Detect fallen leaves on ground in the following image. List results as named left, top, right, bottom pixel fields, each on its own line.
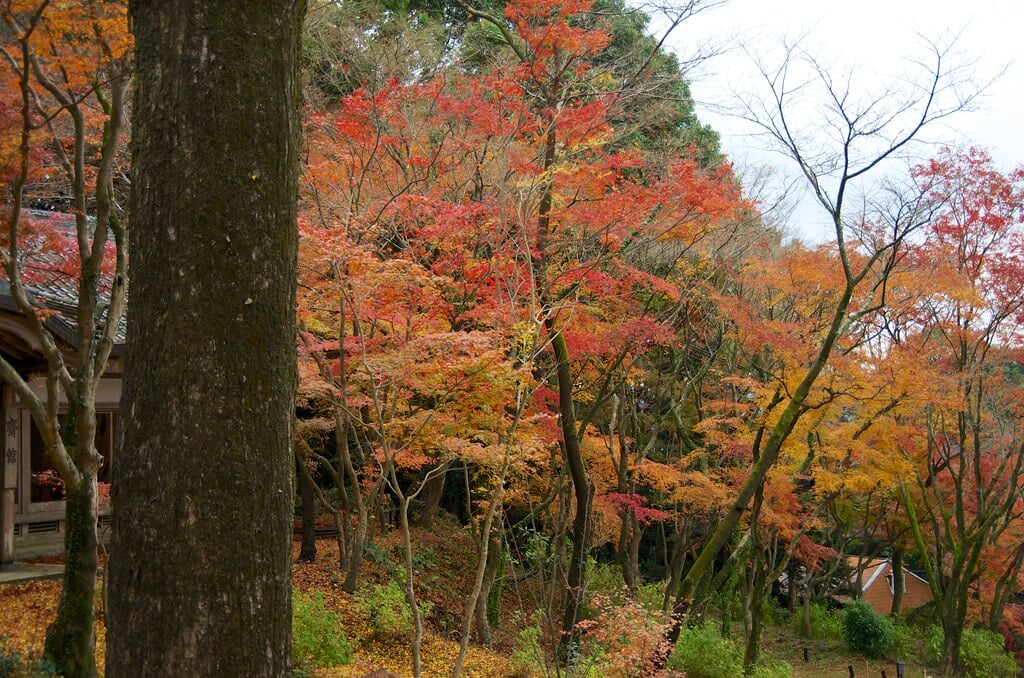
left=1, top=534, right=509, bottom=677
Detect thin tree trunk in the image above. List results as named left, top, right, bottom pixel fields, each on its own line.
left=662, top=525, right=690, bottom=611
left=453, top=484, right=504, bottom=677
left=342, top=477, right=384, bottom=594
left=889, top=547, right=904, bottom=618
left=476, top=535, right=502, bottom=645
left=549, top=328, right=594, bottom=660
left=44, top=476, right=99, bottom=678
left=397, top=493, right=425, bottom=678
left=617, top=513, right=643, bottom=596
left=741, top=480, right=766, bottom=674
left=801, top=584, right=812, bottom=638
left=787, top=559, right=799, bottom=613
left=297, top=454, right=317, bottom=563
left=332, top=509, right=347, bottom=570
left=742, top=579, right=765, bottom=673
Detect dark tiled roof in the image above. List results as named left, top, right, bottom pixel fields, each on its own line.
left=0, top=209, right=126, bottom=353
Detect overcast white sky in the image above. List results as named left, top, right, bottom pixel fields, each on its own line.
left=656, top=0, right=1023, bottom=240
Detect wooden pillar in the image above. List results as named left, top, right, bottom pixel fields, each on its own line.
left=0, top=489, right=12, bottom=566
left=1, top=388, right=16, bottom=566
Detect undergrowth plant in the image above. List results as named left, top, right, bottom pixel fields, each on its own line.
left=797, top=602, right=843, bottom=640
left=0, top=635, right=61, bottom=678
left=926, top=626, right=1017, bottom=677
left=292, top=590, right=353, bottom=672
left=356, top=579, right=433, bottom=641
left=667, top=622, right=743, bottom=678
left=509, top=613, right=545, bottom=677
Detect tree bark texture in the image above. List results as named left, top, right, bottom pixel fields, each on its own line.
left=549, top=327, right=594, bottom=658
left=415, top=469, right=445, bottom=529
left=44, top=476, right=99, bottom=678
left=297, top=454, right=317, bottom=563
left=889, top=547, right=904, bottom=618
left=107, top=2, right=305, bottom=676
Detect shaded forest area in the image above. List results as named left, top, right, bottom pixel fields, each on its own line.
left=2, top=1, right=1024, bottom=676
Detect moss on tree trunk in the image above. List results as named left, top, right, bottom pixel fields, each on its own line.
left=107, top=2, right=306, bottom=675
left=44, top=478, right=98, bottom=678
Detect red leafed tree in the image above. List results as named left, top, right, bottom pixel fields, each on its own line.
left=457, top=2, right=752, bottom=658
left=300, top=2, right=749, bottom=671
left=299, top=70, right=555, bottom=675
left=0, top=3, right=129, bottom=676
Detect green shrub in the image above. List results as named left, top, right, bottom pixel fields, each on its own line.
left=762, top=595, right=791, bottom=627
left=749, top=658, right=794, bottom=678
left=292, top=590, right=353, bottom=670
left=926, top=626, right=1016, bottom=677
left=842, top=600, right=893, bottom=659
left=355, top=579, right=432, bottom=640
left=667, top=622, right=743, bottom=678
left=888, top=623, right=914, bottom=660
left=586, top=561, right=627, bottom=598
left=363, top=541, right=390, bottom=565
left=962, top=628, right=1017, bottom=678
left=636, top=581, right=665, bottom=613
left=795, top=602, right=843, bottom=640
left=925, top=624, right=944, bottom=663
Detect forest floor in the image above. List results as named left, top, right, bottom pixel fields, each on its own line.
left=1, top=521, right=939, bottom=677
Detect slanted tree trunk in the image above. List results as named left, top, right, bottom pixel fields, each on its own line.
left=453, top=485, right=504, bottom=677
left=107, top=2, right=305, bottom=675
left=549, top=327, right=594, bottom=659
left=740, top=479, right=767, bottom=674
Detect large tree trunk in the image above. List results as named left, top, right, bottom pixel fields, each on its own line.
left=107, top=3, right=305, bottom=675
left=415, top=468, right=446, bottom=529
left=939, top=619, right=963, bottom=678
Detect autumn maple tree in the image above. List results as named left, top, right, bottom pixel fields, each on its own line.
left=453, top=1, right=753, bottom=660
left=298, top=60, right=555, bottom=675
left=0, top=3, right=129, bottom=676
left=856, top=148, right=1024, bottom=675
left=644, top=35, right=983, bottom=671
left=297, top=0, right=752, bottom=672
